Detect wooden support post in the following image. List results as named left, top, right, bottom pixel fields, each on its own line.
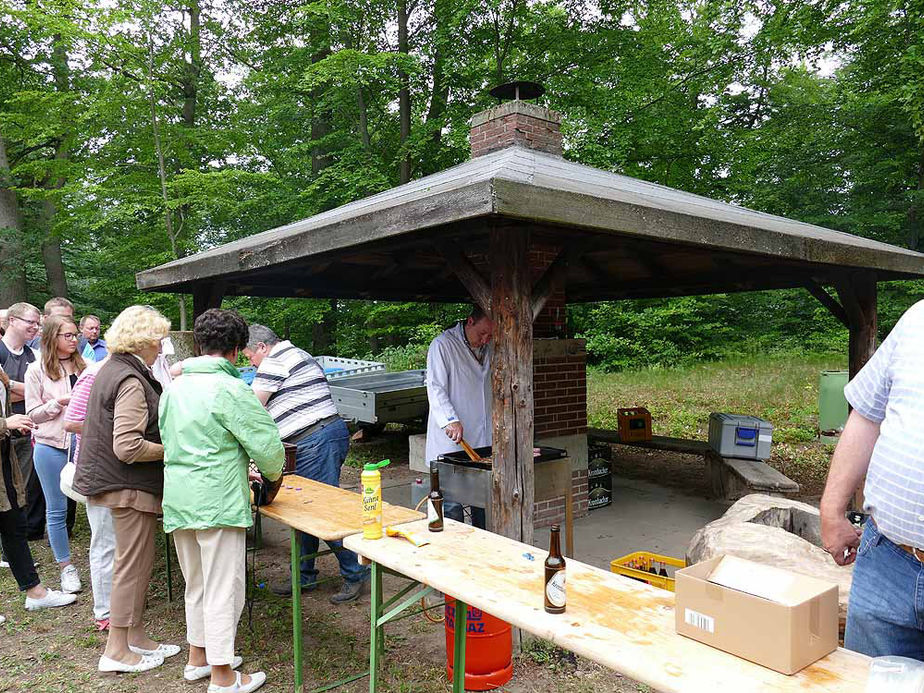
left=489, top=225, right=534, bottom=547
left=192, top=282, right=226, bottom=319
left=836, top=271, right=878, bottom=510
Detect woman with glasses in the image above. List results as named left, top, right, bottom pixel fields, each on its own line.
left=24, top=314, right=86, bottom=595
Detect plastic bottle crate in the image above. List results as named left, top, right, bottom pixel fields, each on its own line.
left=610, top=551, right=686, bottom=592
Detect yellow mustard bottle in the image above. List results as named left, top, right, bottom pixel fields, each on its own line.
left=361, top=459, right=391, bottom=540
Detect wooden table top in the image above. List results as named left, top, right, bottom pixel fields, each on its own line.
left=258, top=475, right=424, bottom=541
left=343, top=519, right=870, bottom=693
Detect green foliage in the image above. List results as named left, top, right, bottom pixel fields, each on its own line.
left=1, top=0, right=923, bottom=367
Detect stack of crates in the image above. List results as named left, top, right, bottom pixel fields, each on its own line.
left=587, top=441, right=612, bottom=510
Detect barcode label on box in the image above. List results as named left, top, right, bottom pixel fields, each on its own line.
left=684, top=608, right=715, bottom=633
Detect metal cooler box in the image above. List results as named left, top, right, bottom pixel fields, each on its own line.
left=708, top=413, right=773, bottom=460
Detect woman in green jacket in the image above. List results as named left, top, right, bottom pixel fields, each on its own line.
left=159, top=309, right=283, bottom=693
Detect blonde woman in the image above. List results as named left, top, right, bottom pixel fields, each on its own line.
left=25, top=314, right=86, bottom=594
left=73, top=305, right=178, bottom=674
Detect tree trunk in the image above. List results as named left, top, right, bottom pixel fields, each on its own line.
left=357, top=86, right=372, bottom=152
left=397, top=0, right=412, bottom=184
left=40, top=201, right=69, bottom=298
left=40, top=33, right=71, bottom=299
left=310, top=16, right=332, bottom=177
left=907, top=147, right=924, bottom=251
left=0, top=135, right=28, bottom=305
left=425, top=0, right=450, bottom=150
left=312, top=299, right=337, bottom=354
left=148, top=38, right=187, bottom=329
left=182, top=2, right=201, bottom=131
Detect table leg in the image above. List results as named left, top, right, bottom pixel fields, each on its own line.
left=452, top=599, right=468, bottom=693
left=565, top=482, right=574, bottom=558
left=369, top=561, right=383, bottom=692
left=292, top=529, right=304, bottom=693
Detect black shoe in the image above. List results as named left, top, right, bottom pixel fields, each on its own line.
left=329, top=578, right=369, bottom=604
left=270, top=580, right=318, bottom=597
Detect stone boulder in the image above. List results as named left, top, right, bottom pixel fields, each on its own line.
left=687, top=494, right=853, bottom=623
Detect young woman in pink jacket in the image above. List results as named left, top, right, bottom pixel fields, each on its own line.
left=25, top=314, right=85, bottom=595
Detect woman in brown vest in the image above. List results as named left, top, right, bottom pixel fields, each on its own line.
left=72, top=305, right=176, bottom=674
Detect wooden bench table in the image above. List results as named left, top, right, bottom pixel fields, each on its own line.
left=344, top=518, right=871, bottom=692
left=259, top=475, right=423, bottom=692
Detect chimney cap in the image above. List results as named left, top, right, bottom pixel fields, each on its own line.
left=489, top=80, right=545, bottom=102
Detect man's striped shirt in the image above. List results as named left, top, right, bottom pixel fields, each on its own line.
left=251, top=340, right=338, bottom=441
left=846, top=300, right=924, bottom=548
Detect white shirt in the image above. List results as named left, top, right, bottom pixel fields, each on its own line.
left=425, top=323, right=492, bottom=463
left=845, top=300, right=924, bottom=548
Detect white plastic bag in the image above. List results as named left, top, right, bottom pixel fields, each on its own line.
left=59, top=461, right=87, bottom=503
left=867, top=656, right=924, bottom=693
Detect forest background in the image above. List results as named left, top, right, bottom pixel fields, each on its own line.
left=1, top=0, right=923, bottom=372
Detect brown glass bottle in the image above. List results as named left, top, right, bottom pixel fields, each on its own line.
left=544, top=524, right=566, bottom=613
left=427, top=463, right=444, bottom=532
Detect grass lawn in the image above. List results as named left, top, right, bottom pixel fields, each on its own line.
left=587, top=353, right=846, bottom=497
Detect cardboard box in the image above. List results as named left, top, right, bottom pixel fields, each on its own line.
left=674, top=555, right=838, bottom=674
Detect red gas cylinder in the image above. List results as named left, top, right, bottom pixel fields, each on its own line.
left=444, top=597, right=513, bottom=690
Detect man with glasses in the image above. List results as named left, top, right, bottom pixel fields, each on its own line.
left=0, top=303, right=43, bottom=540
left=26, top=297, right=75, bottom=350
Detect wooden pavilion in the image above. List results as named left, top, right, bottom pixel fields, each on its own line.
left=137, top=98, right=924, bottom=546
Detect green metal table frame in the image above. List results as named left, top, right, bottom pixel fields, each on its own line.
left=284, top=528, right=469, bottom=693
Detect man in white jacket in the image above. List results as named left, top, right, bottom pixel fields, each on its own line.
left=425, top=306, right=494, bottom=528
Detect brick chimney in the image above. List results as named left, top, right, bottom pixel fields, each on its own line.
left=470, top=100, right=563, bottom=158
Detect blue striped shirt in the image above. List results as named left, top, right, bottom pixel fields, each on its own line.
left=846, top=300, right=924, bottom=548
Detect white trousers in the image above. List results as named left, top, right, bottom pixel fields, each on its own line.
left=173, top=527, right=246, bottom=665
left=86, top=503, right=115, bottom=621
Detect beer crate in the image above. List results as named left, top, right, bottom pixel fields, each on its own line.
left=610, top=551, right=686, bottom=592
left=588, top=474, right=612, bottom=509
left=617, top=407, right=652, bottom=442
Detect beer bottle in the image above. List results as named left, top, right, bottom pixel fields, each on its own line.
left=544, top=524, right=566, bottom=613
left=427, top=463, right=444, bottom=532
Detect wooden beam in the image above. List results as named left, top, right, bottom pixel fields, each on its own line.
left=531, top=247, right=567, bottom=321
left=436, top=240, right=492, bottom=316
left=192, top=281, right=226, bottom=319
left=490, top=225, right=534, bottom=548
left=804, top=281, right=849, bottom=328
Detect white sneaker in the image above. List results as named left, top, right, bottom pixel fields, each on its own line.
left=24, top=588, right=77, bottom=611
left=129, top=643, right=181, bottom=659
left=99, top=653, right=164, bottom=673
left=184, top=655, right=243, bottom=682
left=207, top=671, right=267, bottom=693
left=0, top=560, right=9, bottom=568
left=60, top=564, right=81, bottom=594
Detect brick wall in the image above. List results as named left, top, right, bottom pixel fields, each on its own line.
left=470, top=101, right=563, bottom=158
left=534, top=338, right=587, bottom=439
left=534, top=469, right=589, bottom=529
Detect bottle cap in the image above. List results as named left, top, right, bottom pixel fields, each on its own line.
left=551, top=524, right=561, bottom=531
left=363, top=459, right=391, bottom=472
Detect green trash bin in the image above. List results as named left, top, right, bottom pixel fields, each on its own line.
left=819, top=370, right=849, bottom=442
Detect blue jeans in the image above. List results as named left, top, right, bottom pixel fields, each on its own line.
left=293, top=419, right=367, bottom=585
left=845, top=519, right=924, bottom=659
left=33, top=443, right=70, bottom=564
